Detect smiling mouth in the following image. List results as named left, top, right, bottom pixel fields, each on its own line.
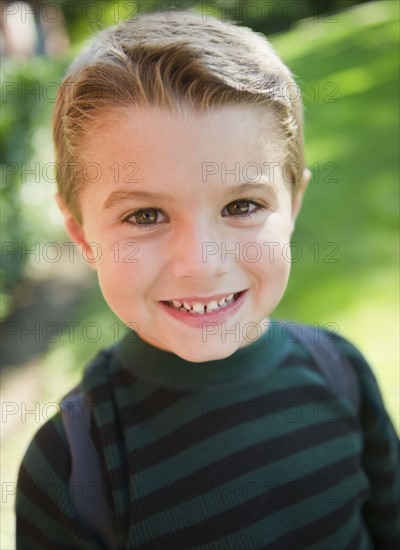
left=163, top=291, right=243, bottom=315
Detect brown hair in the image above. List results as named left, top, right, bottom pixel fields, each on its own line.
left=53, top=9, right=304, bottom=222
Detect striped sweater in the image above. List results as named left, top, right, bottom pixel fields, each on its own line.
left=16, top=322, right=399, bottom=549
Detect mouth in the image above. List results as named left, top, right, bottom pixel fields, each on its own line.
left=162, top=291, right=244, bottom=315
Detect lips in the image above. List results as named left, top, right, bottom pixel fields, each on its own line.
left=163, top=291, right=242, bottom=315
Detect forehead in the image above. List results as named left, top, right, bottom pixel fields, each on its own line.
left=86, top=103, right=285, bottom=162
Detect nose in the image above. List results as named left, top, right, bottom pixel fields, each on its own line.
left=169, top=219, right=230, bottom=281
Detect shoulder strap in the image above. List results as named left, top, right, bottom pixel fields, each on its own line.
left=60, top=389, right=117, bottom=549
left=285, top=323, right=360, bottom=411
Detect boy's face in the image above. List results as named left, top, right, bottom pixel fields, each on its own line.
left=60, top=104, right=308, bottom=362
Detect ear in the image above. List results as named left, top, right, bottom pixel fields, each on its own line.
left=55, top=194, right=98, bottom=269
left=291, top=168, right=311, bottom=233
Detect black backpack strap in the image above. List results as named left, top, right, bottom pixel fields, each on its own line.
left=285, top=323, right=360, bottom=411
left=60, top=388, right=117, bottom=549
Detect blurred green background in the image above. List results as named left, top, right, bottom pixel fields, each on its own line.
left=1, top=1, right=399, bottom=547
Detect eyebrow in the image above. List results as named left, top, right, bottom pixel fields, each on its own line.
left=103, top=181, right=279, bottom=210
left=103, top=190, right=171, bottom=209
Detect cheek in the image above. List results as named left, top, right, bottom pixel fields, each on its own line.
left=94, top=247, right=138, bottom=301
left=250, top=214, right=294, bottom=265
left=258, top=248, right=292, bottom=286
left=244, top=228, right=292, bottom=293
left=94, top=240, right=162, bottom=300
left=256, top=248, right=292, bottom=312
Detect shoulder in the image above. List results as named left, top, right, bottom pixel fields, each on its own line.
left=15, top=394, right=105, bottom=548
left=18, top=409, right=70, bottom=471
left=16, top=412, right=75, bottom=545
left=316, top=326, right=398, bottom=435
left=322, top=326, right=372, bottom=372
left=16, top=345, right=114, bottom=491
left=317, top=331, right=400, bottom=545
left=282, top=321, right=395, bottom=419
left=291, top=321, right=379, bottom=384
left=320, top=327, right=384, bottom=397
left=16, top=412, right=71, bottom=508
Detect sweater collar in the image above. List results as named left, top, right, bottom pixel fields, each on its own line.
left=113, top=319, right=290, bottom=390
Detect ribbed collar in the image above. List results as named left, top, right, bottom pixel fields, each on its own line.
left=113, top=320, right=290, bottom=390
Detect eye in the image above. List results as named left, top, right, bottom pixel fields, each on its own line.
left=222, top=199, right=265, bottom=218
left=123, top=208, right=166, bottom=228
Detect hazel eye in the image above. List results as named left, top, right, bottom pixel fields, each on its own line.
left=123, top=208, right=167, bottom=229
left=134, top=209, right=159, bottom=224
left=226, top=201, right=251, bottom=215
left=222, top=200, right=264, bottom=217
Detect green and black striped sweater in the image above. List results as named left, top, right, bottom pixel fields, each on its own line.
left=16, top=323, right=399, bottom=549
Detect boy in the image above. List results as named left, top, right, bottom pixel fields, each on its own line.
left=16, top=9, right=399, bottom=549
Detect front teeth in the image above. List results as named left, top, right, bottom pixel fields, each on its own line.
left=169, top=293, right=236, bottom=314
left=205, top=300, right=219, bottom=312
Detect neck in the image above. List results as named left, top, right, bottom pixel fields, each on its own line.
left=113, top=320, right=290, bottom=390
